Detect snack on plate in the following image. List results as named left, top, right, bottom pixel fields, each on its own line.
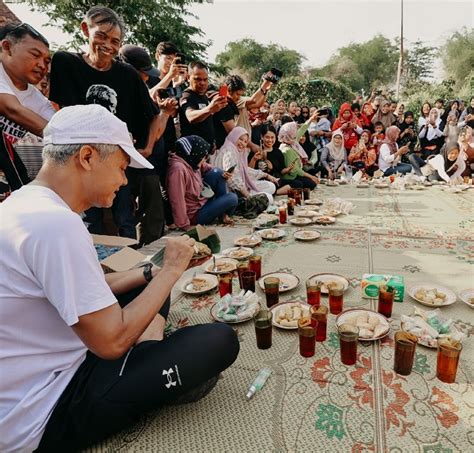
left=415, top=288, right=447, bottom=305
left=235, top=236, right=260, bottom=247
left=216, top=290, right=260, bottom=322
left=342, top=311, right=389, bottom=339
left=255, top=213, right=279, bottom=228
left=193, top=242, right=211, bottom=258
left=261, top=229, right=281, bottom=239
left=189, top=277, right=209, bottom=291
left=274, top=302, right=308, bottom=328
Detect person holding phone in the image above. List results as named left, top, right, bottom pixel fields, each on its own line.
left=378, top=126, right=414, bottom=176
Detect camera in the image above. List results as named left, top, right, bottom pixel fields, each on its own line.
left=175, top=53, right=186, bottom=65
left=157, top=86, right=183, bottom=100
left=262, top=68, right=283, bottom=84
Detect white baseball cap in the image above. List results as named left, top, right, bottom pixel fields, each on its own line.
left=43, top=104, right=153, bottom=169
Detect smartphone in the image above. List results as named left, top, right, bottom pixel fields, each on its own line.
left=219, top=85, right=228, bottom=98
left=157, top=88, right=170, bottom=99
left=226, top=164, right=236, bottom=173
left=270, top=68, right=283, bottom=81
left=175, top=53, right=186, bottom=65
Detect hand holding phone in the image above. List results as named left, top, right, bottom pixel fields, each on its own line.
left=219, top=85, right=228, bottom=98
left=226, top=164, right=236, bottom=173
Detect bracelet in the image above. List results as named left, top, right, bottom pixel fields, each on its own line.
left=142, top=262, right=154, bottom=283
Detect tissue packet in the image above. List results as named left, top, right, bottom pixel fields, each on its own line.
left=361, top=274, right=405, bottom=302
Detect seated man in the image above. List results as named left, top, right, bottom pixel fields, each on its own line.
left=0, top=104, right=239, bottom=452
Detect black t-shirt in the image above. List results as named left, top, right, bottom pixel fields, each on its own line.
left=213, top=97, right=239, bottom=149
left=248, top=147, right=285, bottom=177
left=179, top=89, right=215, bottom=146
left=50, top=51, right=157, bottom=148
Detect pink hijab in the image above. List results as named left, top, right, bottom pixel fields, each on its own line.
left=383, top=126, right=400, bottom=154
left=278, top=122, right=308, bottom=160
left=222, top=126, right=259, bottom=191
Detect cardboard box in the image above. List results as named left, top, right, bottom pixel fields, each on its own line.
left=361, top=274, right=405, bottom=302
left=92, top=234, right=146, bottom=273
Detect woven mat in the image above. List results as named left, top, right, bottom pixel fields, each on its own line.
left=87, top=185, right=474, bottom=453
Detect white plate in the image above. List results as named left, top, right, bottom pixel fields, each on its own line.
left=258, top=272, right=300, bottom=293
left=321, top=209, right=342, bottom=217
left=374, top=184, right=389, bottom=189
left=221, top=247, right=254, bottom=260
left=408, top=283, right=457, bottom=307
left=253, top=214, right=279, bottom=229
left=327, top=181, right=339, bottom=186
left=234, top=235, right=262, bottom=247
left=294, top=229, right=321, bottom=241
left=258, top=228, right=286, bottom=240
left=181, top=274, right=218, bottom=295
left=296, top=209, right=319, bottom=218
left=210, top=302, right=260, bottom=324
left=400, top=320, right=437, bottom=348
left=458, top=289, right=474, bottom=309
left=204, top=258, right=238, bottom=274
left=308, top=273, right=350, bottom=294
left=314, top=216, right=336, bottom=225
left=290, top=217, right=312, bottom=226
left=305, top=198, right=324, bottom=206
left=336, top=309, right=390, bottom=341
left=356, top=183, right=369, bottom=188
left=270, top=301, right=311, bottom=330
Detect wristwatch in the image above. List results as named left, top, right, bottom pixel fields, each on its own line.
left=142, top=262, right=154, bottom=283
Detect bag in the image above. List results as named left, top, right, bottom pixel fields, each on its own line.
left=234, top=193, right=269, bottom=219
left=200, top=182, right=214, bottom=199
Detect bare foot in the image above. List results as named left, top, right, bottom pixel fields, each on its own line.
left=136, top=313, right=166, bottom=343
left=222, top=214, right=234, bottom=225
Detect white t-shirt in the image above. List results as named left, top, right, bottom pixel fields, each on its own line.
left=378, top=143, right=400, bottom=173
left=0, top=62, right=56, bottom=145
left=0, top=185, right=117, bottom=452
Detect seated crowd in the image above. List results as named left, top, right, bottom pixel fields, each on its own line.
left=0, top=6, right=473, bottom=451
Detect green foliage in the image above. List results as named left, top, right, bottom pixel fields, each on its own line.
left=27, top=0, right=209, bottom=60
left=311, top=35, right=398, bottom=92
left=441, top=27, right=474, bottom=90
left=404, top=40, right=437, bottom=82
left=402, top=79, right=457, bottom=116
left=215, top=38, right=305, bottom=81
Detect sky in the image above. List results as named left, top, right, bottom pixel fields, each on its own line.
left=8, top=0, right=474, bottom=79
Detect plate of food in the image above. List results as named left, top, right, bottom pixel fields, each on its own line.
left=374, top=183, right=389, bottom=189
left=258, top=272, right=300, bottom=293
left=270, top=301, right=311, bottom=329
left=295, top=209, right=319, bottom=218
left=327, top=180, right=339, bottom=187
left=314, top=215, right=336, bottom=225
left=408, top=284, right=457, bottom=307
left=289, top=217, right=312, bottom=226
left=221, top=247, right=254, bottom=260
left=204, top=257, right=238, bottom=274
left=305, top=198, right=324, bottom=206
left=181, top=274, right=218, bottom=295
left=192, top=242, right=212, bottom=259
left=336, top=309, right=390, bottom=341
left=294, top=229, right=321, bottom=241
left=234, top=235, right=262, bottom=247
left=458, top=289, right=474, bottom=309
left=308, top=273, right=350, bottom=294
left=210, top=291, right=260, bottom=324
left=259, top=228, right=286, bottom=240
left=254, top=213, right=279, bottom=229
left=320, top=209, right=342, bottom=217
left=356, top=182, right=370, bottom=188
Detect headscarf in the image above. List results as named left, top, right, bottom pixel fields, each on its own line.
left=175, top=135, right=210, bottom=170
left=371, top=100, right=396, bottom=130
left=382, top=126, right=400, bottom=154
left=221, top=126, right=259, bottom=191
left=326, top=130, right=346, bottom=163
left=278, top=121, right=308, bottom=160
left=360, top=102, right=374, bottom=127
left=441, top=141, right=460, bottom=173
left=336, top=103, right=355, bottom=124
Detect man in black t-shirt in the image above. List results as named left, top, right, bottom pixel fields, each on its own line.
left=213, top=94, right=239, bottom=149
left=50, top=6, right=165, bottom=240
left=179, top=62, right=227, bottom=149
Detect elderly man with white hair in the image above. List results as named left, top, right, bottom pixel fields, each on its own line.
left=0, top=104, right=239, bottom=452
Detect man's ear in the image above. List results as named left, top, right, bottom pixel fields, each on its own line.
left=80, top=21, right=90, bottom=38
left=1, top=39, right=12, bottom=56
left=77, top=145, right=97, bottom=171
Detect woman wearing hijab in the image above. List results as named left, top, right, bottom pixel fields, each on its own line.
left=397, top=111, right=418, bottom=152
left=418, top=108, right=445, bottom=158
left=348, top=130, right=378, bottom=176
left=378, top=126, right=413, bottom=176
left=422, top=142, right=466, bottom=182
left=166, top=135, right=238, bottom=230
left=371, top=100, right=397, bottom=131
left=218, top=126, right=277, bottom=203
left=332, top=102, right=362, bottom=150
left=320, top=130, right=349, bottom=179
left=278, top=121, right=319, bottom=189
left=458, top=96, right=474, bottom=129
left=458, top=126, right=474, bottom=177
left=360, top=102, right=375, bottom=130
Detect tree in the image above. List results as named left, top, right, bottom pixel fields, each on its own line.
left=441, top=27, right=474, bottom=90
left=26, top=0, right=210, bottom=60
left=309, top=35, right=398, bottom=93
left=404, top=40, right=437, bottom=83
left=215, top=39, right=305, bottom=81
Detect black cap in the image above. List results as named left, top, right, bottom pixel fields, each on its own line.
left=118, top=44, right=159, bottom=78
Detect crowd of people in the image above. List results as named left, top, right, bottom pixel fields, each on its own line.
left=0, top=6, right=473, bottom=451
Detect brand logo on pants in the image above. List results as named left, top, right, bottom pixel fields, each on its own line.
left=162, top=365, right=182, bottom=389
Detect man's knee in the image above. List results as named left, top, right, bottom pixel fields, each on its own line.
left=209, top=323, right=240, bottom=367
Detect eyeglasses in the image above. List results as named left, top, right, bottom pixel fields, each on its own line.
left=8, top=23, right=49, bottom=47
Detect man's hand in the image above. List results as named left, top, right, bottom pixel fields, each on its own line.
left=162, top=236, right=195, bottom=276
left=137, top=147, right=152, bottom=158
left=208, top=95, right=228, bottom=114
left=157, top=98, right=178, bottom=116
left=309, top=110, right=319, bottom=123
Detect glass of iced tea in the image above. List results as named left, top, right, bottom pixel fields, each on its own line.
left=237, top=260, right=249, bottom=288
left=249, top=255, right=262, bottom=280
left=294, top=189, right=303, bottom=205
left=241, top=271, right=256, bottom=292
left=263, top=277, right=280, bottom=308
left=378, top=285, right=394, bottom=318
left=303, top=187, right=311, bottom=201
left=218, top=273, right=233, bottom=297
left=279, top=205, right=287, bottom=224
left=254, top=309, right=272, bottom=349
left=298, top=316, right=316, bottom=357
left=306, top=280, right=321, bottom=307
left=338, top=323, right=359, bottom=365
left=311, top=305, right=328, bottom=342
left=436, top=339, right=462, bottom=384
left=287, top=198, right=295, bottom=215
left=328, top=284, right=344, bottom=315
left=393, top=331, right=418, bottom=375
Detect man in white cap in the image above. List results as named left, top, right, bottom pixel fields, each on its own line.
left=0, top=104, right=239, bottom=452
